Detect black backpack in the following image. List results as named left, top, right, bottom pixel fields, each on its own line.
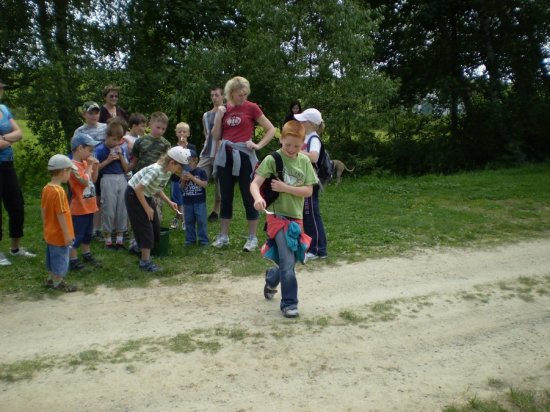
left=258, top=151, right=284, bottom=207
left=307, top=134, right=334, bottom=186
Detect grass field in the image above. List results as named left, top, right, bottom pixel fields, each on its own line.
left=1, top=157, right=549, bottom=300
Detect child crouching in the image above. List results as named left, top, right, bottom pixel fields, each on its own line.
left=250, top=120, right=317, bottom=318
left=42, top=155, right=78, bottom=292
left=125, top=146, right=191, bottom=272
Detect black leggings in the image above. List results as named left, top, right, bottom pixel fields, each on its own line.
left=0, top=162, right=24, bottom=241
left=217, top=151, right=259, bottom=220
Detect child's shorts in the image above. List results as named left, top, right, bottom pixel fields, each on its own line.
left=171, top=180, right=184, bottom=206
left=46, top=244, right=70, bottom=276
left=72, top=213, right=94, bottom=247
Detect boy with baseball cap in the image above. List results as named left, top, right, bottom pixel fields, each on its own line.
left=126, top=146, right=191, bottom=272
left=42, top=154, right=78, bottom=292
left=68, top=132, right=102, bottom=270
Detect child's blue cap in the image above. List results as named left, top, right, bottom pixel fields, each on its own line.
left=71, top=132, right=100, bottom=150
left=189, top=149, right=197, bottom=158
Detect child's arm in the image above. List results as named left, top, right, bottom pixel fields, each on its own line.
left=134, top=183, right=155, bottom=221
left=185, top=172, right=208, bottom=189
left=250, top=175, right=267, bottom=211
left=271, top=179, right=313, bottom=198
left=118, top=149, right=130, bottom=173
left=57, top=212, right=74, bottom=246
left=156, top=190, right=179, bottom=213
left=87, top=157, right=99, bottom=183
left=301, top=150, right=320, bottom=163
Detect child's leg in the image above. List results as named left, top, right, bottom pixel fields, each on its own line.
left=272, top=228, right=298, bottom=311
left=114, top=175, right=128, bottom=244
left=196, top=202, right=209, bottom=245
left=46, top=244, right=70, bottom=284
left=184, top=204, right=196, bottom=244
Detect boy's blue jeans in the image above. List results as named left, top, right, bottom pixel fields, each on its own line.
left=184, top=202, right=209, bottom=245
left=266, top=228, right=298, bottom=311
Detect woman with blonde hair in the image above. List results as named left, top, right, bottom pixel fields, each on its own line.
left=211, top=76, right=275, bottom=251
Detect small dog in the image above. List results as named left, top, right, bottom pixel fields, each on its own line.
left=332, top=160, right=354, bottom=185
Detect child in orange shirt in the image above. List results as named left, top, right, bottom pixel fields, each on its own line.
left=68, top=132, right=102, bottom=270
left=42, top=154, right=78, bottom=292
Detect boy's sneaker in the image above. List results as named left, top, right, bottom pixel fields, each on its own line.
left=243, top=236, right=258, bottom=252
left=46, top=280, right=78, bottom=293
left=208, top=211, right=219, bottom=222
left=169, top=217, right=179, bottom=229
left=282, top=307, right=299, bottom=318
left=0, top=253, right=12, bottom=266
left=82, top=253, right=103, bottom=268
left=10, top=247, right=36, bottom=258
left=181, top=222, right=186, bottom=231
left=212, top=234, right=229, bottom=248
left=263, top=272, right=278, bottom=300
left=139, top=260, right=161, bottom=272
left=69, top=259, right=85, bottom=271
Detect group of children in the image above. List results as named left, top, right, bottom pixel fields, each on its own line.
left=41, top=94, right=326, bottom=320
left=41, top=103, right=209, bottom=291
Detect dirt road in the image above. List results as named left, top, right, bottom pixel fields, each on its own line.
left=1, top=239, right=549, bottom=411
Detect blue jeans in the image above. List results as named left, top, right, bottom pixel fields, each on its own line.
left=265, top=229, right=298, bottom=311
left=184, top=202, right=209, bottom=245
left=46, top=244, right=70, bottom=277
left=303, top=185, right=327, bottom=256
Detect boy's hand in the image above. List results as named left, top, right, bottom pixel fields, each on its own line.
left=168, top=200, right=179, bottom=213
left=88, top=156, right=99, bottom=165
left=254, top=198, right=266, bottom=211
left=145, top=205, right=154, bottom=221
left=217, top=105, right=226, bottom=116
left=270, top=179, right=286, bottom=193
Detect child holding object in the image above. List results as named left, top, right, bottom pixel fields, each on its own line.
left=125, top=146, right=191, bottom=272
left=181, top=151, right=209, bottom=246
left=250, top=120, right=317, bottom=318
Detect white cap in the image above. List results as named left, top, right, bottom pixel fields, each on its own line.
left=167, top=146, right=191, bottom=165
left=48, top=154, right=77, bottom=171
left=294, top=108, right=323, bottom=125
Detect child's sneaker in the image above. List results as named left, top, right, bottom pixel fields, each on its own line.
left=82, top=253, right=102, bottom=268
left=139, top=260, right=161, bottom=272
left=46, top=280, right=78, bottom=293
left=243, top=236, right=258, bottom=252
left=212, top=234, right=229, bottom=248
left=181, top=222, right=186, bottom=231
left=69, top=259, right=85, bottom=271
left=0, top=253, right=12, bottom=266
left=169, top=217, right=179, bottom=229
left=282, top=307, right=299, bottom=318
left=10, top=247, right=36, bottom=258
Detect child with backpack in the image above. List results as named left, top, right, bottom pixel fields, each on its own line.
left=295, top=108, right=328, bottom=260
left=250, top=120, right=317, bottom=318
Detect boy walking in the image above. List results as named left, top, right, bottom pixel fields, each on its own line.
left=95, top=119, right=130, bottom=249
left=250, top=120, right=317, bottom=318
left=181, top=151, right=209, bottom=246
left=42, top=154, right=78, bottom=292
left=126, top=146, right=190, bottom=272
left=69, top=132, right=102, bottom=270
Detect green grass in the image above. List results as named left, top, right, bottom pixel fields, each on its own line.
left=443, top=388, right=550, bottom=411
left=2, top=138, right=550, bottom=300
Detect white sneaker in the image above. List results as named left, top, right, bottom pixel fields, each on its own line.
left=0, top=252, right=11, bottom=266
left=243, top=236, right=258, bottom=252
left=181, top=223, right=186, bottom=231
left=212, top=234, right=229, bottom=248
left=305, top=252, right=319, bottom=261
left=10, top=247, right=36, bottom=258
left=282, top=307, right=299, bottom=318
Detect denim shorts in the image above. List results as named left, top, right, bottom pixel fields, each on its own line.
left=72, top=213, right=94, bottom=247
left=46, top=244, right=70, bottom=276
